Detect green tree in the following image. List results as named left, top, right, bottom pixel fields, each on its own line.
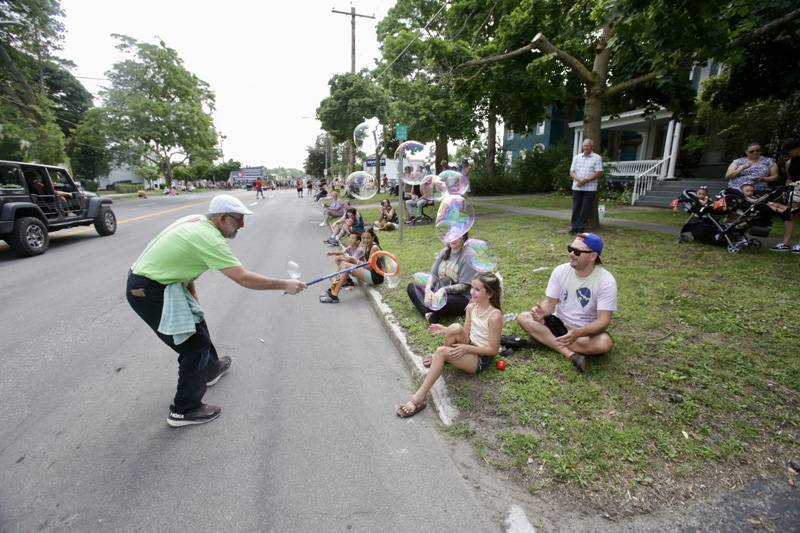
left=304, top=134, right=327, bottom=178
left=97, top=35, right=219, bottom=182
left=0, top=0, right=68, bottom=162
left=316, top=72, right=388, bottom=173
left=69, top=107, right=111, bottom=181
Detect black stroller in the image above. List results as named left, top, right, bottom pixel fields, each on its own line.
left=677, top=186, right=792, bottom=253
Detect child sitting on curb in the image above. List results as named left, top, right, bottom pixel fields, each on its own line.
left=396, top=272, right=503, bottom=417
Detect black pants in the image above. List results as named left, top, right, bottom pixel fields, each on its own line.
left=406, top=282, right=470, bottom=322
left=126, top=272, right=221, bottom=413
left=571, top=190, right=597, bottom=232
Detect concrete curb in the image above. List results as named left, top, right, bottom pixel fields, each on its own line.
left=364, top=285, right=459, bottom=426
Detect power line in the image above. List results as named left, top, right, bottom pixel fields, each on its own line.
left=374, top=0, right=450, bottom=81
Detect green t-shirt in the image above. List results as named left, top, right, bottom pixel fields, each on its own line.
left=132, top=215, right=242, bottom=284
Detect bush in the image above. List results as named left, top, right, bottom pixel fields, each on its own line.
left=80, top=179, right=98, bottom=192
left=468, top=146, right=572, bottom=196
left=113, top=183, right=141, bottom=193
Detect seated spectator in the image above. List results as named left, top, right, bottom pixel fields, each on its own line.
left=325, top=207, right=364, bottom=246
left=770, top=138, right=800, bottom=253
left=725, top=142, right=779, bottom=193
left=320, top=227, right=384, bottom=303
left=396, top=272, right=503, bottom=417
left=696, top=186, right=710, bottom=206
left=740, top=181, right=756, bottom=202
left=374, top=199, right=398, bottom=231
left=326, top=233, right=365, bottom=288
left=314, top=184, right=328, bottom=203
left=516, top=233, right=616, bottom=373
left=319, top=191, right=346, bottom=227
left=406, top=233, right=479, bottom=323
left=405, top=183, right=432, bottom=222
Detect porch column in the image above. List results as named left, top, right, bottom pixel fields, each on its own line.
left=666, top=121, right=682, bottom=179
left=661, top=120, right=676, bottom=179
left=572, top=128, right=580, bottom=154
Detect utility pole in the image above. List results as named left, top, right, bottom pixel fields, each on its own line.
left=331, top=6, right=375, bottom=74
left=332, top=6, right=375, bottom=174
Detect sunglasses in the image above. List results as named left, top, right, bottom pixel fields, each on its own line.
left=567, top=245, right=592, bottom=256
left=226, top=213, right=244, bottom=224
left=747, top=149, right=761, bottom=153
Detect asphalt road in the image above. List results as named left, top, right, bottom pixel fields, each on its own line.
left=0, top=190, right=500, bottom=532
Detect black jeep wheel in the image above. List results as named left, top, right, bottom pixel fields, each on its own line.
left=94, top=207, right=117, bottom=236
left=8, top=217, right=49, bottom=256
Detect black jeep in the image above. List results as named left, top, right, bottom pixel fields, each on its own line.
left=0, top=160, right=117, bottom=257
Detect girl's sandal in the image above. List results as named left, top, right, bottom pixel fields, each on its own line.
left=396, top=399, right=427, bottom=418
left=422, top=356, right=432, bottom=368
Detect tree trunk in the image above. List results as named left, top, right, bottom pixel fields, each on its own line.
left=583, top=84, right=604, bottom=230
left=486, top=110, right=496, bottom=179
left=435, top=134, right=448, bottom=173
left=348, top=140, right=356, bottom=175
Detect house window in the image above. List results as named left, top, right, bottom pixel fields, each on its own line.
left=536, top=121, right=545, bottom=135
left=506, top=151, right=514, bottom=168
left=506, top=129, right=514, bottom=141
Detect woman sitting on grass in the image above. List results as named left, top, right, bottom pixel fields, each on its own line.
left=374, top=199, right=398, bottom=231
left=320, top=227, right=384, bottom=303
left=396, top=272, right=503, bottom=418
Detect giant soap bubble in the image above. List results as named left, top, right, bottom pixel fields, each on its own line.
left=438, top=169, right=470, bottom=196
left=464, top=239, right=497, bottom=272
left=353, top=117, right=384, bottom=157
left=435, top=195, right=475, bottom=243
left=420, top=174, right=446, bottom=201
left=345, top=171, right=378, bottom=200
left=395, top=141, right=432, bottom=185
left=413, top=272, right=447, bottom=311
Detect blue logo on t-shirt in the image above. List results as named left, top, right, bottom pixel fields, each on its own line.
left=576, top=287, right=592, bottom=307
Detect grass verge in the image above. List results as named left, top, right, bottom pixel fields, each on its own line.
left=370, top=210, right=800, bottom=515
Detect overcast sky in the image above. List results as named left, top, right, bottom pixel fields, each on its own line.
left=60, top=0, right=397, bottom=169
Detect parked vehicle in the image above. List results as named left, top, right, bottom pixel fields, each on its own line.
left=0, top=160, right=117, bottom=257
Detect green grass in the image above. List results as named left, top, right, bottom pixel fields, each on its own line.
left=371, top=212, right=800, bottom=505
left=479, top=194, right=788, bottom=235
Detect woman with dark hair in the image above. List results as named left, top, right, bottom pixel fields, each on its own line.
left=396, top=272, right=503, bottom=417
left=725, top=141, right=779, bottom=193
left=374, top=198, right=398, bottom=231
left=320, top=227, right=384, bottom=303
left=406, top=233, right=479, bottom=323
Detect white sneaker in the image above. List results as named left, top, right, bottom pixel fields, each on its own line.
left=792, top=244, right=800, bottom=254
left=770, top=243, right=790, bottom=252
left=318, top=221, right=327, bottom=227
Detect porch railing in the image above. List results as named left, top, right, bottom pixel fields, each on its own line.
left=604, top=158, right=672, bottom=205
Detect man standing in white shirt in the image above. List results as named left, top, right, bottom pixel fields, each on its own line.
left=516, top=233, right=616, bottom=372
left=569, top=139, right=604, bottom=234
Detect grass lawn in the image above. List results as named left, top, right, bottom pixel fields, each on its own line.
left=368, top=211, right=800, bottom=514
left=479, top=194, right=788, bottom=236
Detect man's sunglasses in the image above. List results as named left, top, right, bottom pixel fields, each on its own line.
left=567, top=245, right=592, bottom=256
left=226, top=213, right=244, bottom=224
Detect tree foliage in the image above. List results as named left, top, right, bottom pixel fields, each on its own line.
left=95, top=35, right=219, bottom=181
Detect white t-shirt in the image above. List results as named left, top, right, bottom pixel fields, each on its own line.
left=545, top=263, right=617, bottom=328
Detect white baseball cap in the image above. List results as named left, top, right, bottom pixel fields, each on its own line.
left=208, top=194, right=254, bottom=215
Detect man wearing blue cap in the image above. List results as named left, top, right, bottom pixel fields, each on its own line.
left=516, top=232, right=617, bottom=372
left=127, top=194, right=306, bottom=427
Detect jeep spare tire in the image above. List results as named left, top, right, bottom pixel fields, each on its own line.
left=8, top=217, right=49, bottom=256
left=95, top=207, right=117, bottom=236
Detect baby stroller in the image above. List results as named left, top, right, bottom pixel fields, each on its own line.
left=676, top=187, right=787, bottom=253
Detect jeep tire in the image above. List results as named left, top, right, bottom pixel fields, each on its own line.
left=94, top=207, right=117, bottom=236
left=8, top=217, right=49, bottom=256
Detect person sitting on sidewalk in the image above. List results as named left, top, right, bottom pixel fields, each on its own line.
left=326, top=233, right=365, bottom=289
left=325, top=207, right=364, bottom=246
left=320, top=227, right=384, bottom=303
left=516, top=233, right=617, bottom=373
left=374, top=199, right=398, bottom=231
left=396, top=272, right=503, bottom=417
left=406, top=233, right=479, bottom=323
left=319, top=192, right=346, bottom=227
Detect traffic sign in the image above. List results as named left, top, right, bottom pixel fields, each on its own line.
left=396, top=123, right=408, bottom=141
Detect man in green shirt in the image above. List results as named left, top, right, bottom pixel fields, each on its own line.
left=127, top=194, right=306, bottom=427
